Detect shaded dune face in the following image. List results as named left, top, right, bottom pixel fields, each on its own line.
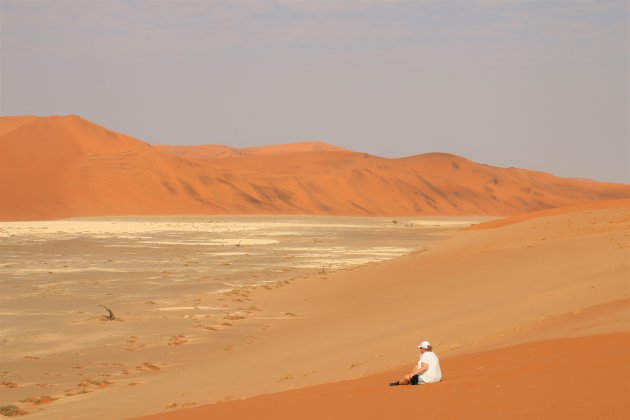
left=1, top=115, right=629, bottom=221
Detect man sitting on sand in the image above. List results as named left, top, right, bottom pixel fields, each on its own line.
left=389, top=340, right=442, bottom=386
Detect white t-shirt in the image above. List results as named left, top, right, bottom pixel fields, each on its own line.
left=417, top=351, right=442, bottom=383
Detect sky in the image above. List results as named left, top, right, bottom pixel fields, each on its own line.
left=1, top=0, right=628, bottom=183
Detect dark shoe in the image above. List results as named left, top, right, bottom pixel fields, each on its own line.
left=389, top=381, right=400, bottom=386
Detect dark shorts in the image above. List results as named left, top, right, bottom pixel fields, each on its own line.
left=410, top=375, right=426, bottom=385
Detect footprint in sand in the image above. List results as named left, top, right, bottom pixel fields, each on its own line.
left=200, top=326, right=217, bottom=331
left=2, top=381, right=19, bottom=389
left=349, top=361, right=366, bottom=369
left=167, top=335, right=188, bottom=346
left=126, top=336, right=147, bottom=351
left=137, top=362, right=161, bottom=372
left=19, top=395, right=58, bottom=406
left=82, top=379, right=114, bottom=389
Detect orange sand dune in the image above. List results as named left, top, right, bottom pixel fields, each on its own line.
left=2, top=115, right=629, bottom=221
left=154, top=144, right=246, bottom=160
left=470, top=198, right=630, bottom=230
left=129, top=203, right=629, bottom=420
left=155, top=141, right=346, bottom=160
left=135, top=332, right=630, bottom=420
left=154, top=142, right=344, bottom=160
left=242, top=141, right=348, bottom=155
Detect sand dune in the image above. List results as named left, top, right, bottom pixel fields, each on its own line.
left=155, top=141, right=347, bottom=160
left=1, top=115, right=629, bottom=221
left=135, top=332, right=630, bottom=420
left=468, top=198, right=630, bottom=230
left=128, top=200, right=629, bottom=420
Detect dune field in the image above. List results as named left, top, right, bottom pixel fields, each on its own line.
left=1, top=115, right=628, bottom=419
left=2, top=116, right=630, bottom=221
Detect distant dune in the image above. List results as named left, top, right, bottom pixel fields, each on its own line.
left=1, top=115, right=629, bottom=221
left=155, top=141, right=347, bottom=160
left=469, top=198, right=630, bottom=230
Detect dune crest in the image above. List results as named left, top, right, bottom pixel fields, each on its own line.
left=155, top=141, right=347, bottom=160
left=2, top=115, right=629, bottom=221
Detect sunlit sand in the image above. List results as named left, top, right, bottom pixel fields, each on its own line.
left=1, top=215, right=489, bottom=418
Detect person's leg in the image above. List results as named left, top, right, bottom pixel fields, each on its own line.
left=390, top=374, right=424, bottom=386
left=389, top=374, right=418, bottom=386
left=398, top=374, right=414, bottom=385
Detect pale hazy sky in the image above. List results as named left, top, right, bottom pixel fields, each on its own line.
left=1, top=0, right=628, bottom=182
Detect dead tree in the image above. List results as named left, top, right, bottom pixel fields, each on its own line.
left=99, top=305, right=117, bottom=321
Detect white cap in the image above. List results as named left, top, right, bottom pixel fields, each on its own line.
left=418, top=340, right=431, bottom=349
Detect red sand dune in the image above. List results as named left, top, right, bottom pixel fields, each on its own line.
left=469, top=198, right=630, bottom=230
left=2, top=115, right=629, bottom=221
left=132, top=202, right=629, bottom=420
left=135, top=332, right=629, bottom=420
left=155, top=141, right=347, bottom=160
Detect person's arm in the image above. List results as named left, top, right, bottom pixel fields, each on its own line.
left=408, top=362, right=429, bottom=377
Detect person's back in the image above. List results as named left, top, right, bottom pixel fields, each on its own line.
left=418, top=349, right=441, bottom=383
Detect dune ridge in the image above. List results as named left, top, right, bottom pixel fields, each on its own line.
left=2, top=115, right=629, bottom=221
left=155, top=141, right=347, bottom=160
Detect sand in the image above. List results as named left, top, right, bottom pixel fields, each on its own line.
left=0, top=216, right=479, bottom=418
left=2, top=114, right=629, bottom=418
left=2, top=115, right=630, bottom=221
left=155, top=141, right=347, bottom=160
left=134, top=332, right=630, bottom=420
left=130, top=201, right=628, bottom=420
left=2, top=201, right=627, bottom=419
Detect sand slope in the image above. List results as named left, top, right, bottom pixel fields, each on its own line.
left=8, top=200, right=622, bottom=419
left=2, top=115, right=629, bottom=221
left=469, top=198, right=630, bottom=230
left=128, top=201, right=630, bottom=420
left=136, top=332, right=630, bottom=420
